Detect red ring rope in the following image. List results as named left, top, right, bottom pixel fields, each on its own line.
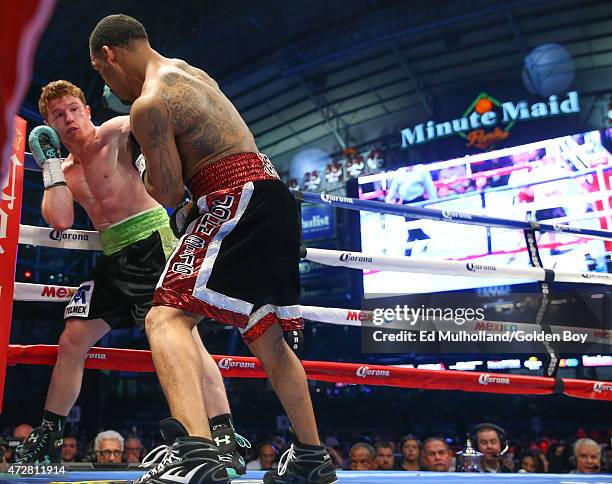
left=6, top=344, right=611, bottom=402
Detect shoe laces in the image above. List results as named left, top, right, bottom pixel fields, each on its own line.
left=218, top=453, right=233, bottom=463
left=139, top=444, right=170, bottom=468
left=136, top=446, right=180, bottom=482
left=278, top=445, right=296, bottom=476
left=234, top=432, right=251, bottom=449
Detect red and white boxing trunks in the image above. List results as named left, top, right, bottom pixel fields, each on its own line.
left=153, top=152, right=304, bottom=343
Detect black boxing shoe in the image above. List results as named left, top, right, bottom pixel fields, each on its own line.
left=135, top=418, right=229, bottom=484
left=15, top=426, right=63, bottom=464
left=211, top=423, right=250, bottom=479
left=263, top=432, right=337, bottom=484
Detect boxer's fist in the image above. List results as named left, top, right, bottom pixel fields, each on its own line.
left=103, top=85, right=131, bottom=114
left=28, top=126, right=65, bottom=189
left=170, top=198, right=199, bottom=238
left=29, top=125, right=61, bottom=165
left=134, top=153, right=147, bottom=181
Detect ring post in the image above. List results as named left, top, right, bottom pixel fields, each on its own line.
left=0, top=116, right=27, bottom=413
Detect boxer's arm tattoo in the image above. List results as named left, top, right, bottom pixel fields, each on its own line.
left=147, top=107, right=180, bottom=192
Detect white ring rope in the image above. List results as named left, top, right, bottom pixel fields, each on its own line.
left=303, top=248, right=612, bottom=285
left=18, top=224, right=101, bottom=251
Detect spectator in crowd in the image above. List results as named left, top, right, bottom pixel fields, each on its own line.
left=398, top=435, right=420, bottom=471
left=324, top=161, right=344, bottom=188
left=347, top=155, right=365, bottom=179
left=287, top=178, right=300, bottom=190
left=473, top=424, right=513, bottom=473
left=123, top=436, right=144, bottom=464
left=605, top=445, right=612, bottom=473
left=13, top=424, right=33, bottom=444
left=60, top=436, right=80, bottom=463
left=94, top=430, right=124, bottom=464
left=246, top=442, right=277, bottom=471
left=518, top=450, right=545, bottom=473
left=349, top=442, right=377, bottom=470
left=571, top=438, right=602, bottom=474
left=422, top=437, right=452, bottom=472
left=366, top=149, right=384, bottom=174
left=305, top=170, right=322, bottom=191
left=374, top=441, right=395, bottom=470
left=302, top=172, right=311, bottom=191
left=548, top=442, right=572, bottom=473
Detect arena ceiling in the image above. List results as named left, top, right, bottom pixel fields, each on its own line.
left=22, top=0, right=612, bottom=172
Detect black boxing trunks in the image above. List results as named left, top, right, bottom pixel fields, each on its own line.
left=64, top=207, right=175, bottom=328
left=153, top=152, right=303, bottom=343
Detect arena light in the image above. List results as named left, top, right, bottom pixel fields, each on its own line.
left=449, top=360, right=483, bottom=371
left=487, top=359, right=521, bottom=370
left=582, top=354, right=612, bottom=367
left=524, top=357, right=543, bottom=371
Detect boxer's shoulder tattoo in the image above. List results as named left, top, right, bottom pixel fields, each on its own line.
left=159, top=72, right=238, bottom=159
left=147, top=107, right=180, bottom=193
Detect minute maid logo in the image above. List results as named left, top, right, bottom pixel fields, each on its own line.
left=401, top=91, right=580, bottom=151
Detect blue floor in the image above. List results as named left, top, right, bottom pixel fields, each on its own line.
left=0, top=470, right=610, bottom=483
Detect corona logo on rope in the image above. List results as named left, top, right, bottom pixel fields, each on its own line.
left=49, top=230, right=90, bottom=242
left=401, top=91, right=580, bottom=151
left=218, top=357, right=256, bottom=370
left=593, top=382, right=612, bottom=394
left=356, top=366, right=390, bottom=378
left=466, top=262, right=497, bottom=273
left=320, top=193, right=353, bottom=204
left=441, top=210, right=473, bottom=221
left=478, top=373, right=510, bottom=386
left=339, top=253, right=373, bottom=263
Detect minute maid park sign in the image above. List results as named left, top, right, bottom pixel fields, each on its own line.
left=401, top=91, right=580, bottom=151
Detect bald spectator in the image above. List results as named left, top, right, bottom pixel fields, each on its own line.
left=374, top=441, right=395, bottom=470
left=246, top=442, right=277, bottom=470
left=60, top=436, right=80, bottom=463
left=94, top=430, right=124, bottom=464
left=123, top=436, right=144, bottom=464
left=349, top=442, right=377, bottom=470
left=423, top=438, right=452, bottom=472
left=572, top=438, right=602, bottom=474
left=13, top=424, right=33, bottom=444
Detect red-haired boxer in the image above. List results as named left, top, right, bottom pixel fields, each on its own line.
left=89, top=14, right=336, bottom=484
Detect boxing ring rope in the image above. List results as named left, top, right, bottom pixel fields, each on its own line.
left=302, top=248, right=612, bottom=285
left=6, top=344, right=612, bottom=401
left=295, top=191, right=612, bottom=240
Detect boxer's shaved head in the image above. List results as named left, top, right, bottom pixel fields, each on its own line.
left=89, top=14, right=148, bottom=55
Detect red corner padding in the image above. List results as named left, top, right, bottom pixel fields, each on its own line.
left=563, top=378, right=612, bottom=402
left=6, top=345, right=611, bottom=401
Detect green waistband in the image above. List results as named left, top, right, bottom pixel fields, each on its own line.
left=100, top=206, right=174, bottom=256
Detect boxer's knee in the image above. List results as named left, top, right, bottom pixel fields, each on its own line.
left=58, top=319, right=94, bottom=360
left=145, top=305, right=197, bottom=339
left=248, top=323, right=286, bottom=359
